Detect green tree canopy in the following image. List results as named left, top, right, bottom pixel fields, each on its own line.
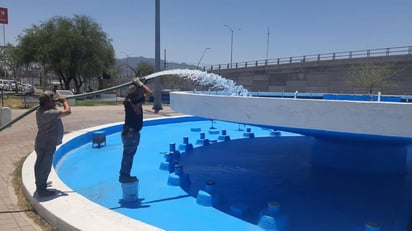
left=135, top=62, right=155, bottom=77
left=349, top=63, right=395, bottom=94
left=17, top=15, right=115, bottom=93
left=0, top=44, right=24, bottom=78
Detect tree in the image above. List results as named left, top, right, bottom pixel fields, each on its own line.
left=2, top=44, right=24, bottom=79
left=0, top=44, right=28, bottom=92
left=17, top=15, right=115, bottom=93
left=0, top=46, right=9, bottom=77
left=348, top=63, right=395, bottom=94
left=135, top=62, right=155, bottom=77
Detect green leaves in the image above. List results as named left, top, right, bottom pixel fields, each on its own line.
left=16, top=15, right=115, bottom=92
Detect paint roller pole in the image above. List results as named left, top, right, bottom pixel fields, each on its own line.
left=0, top=80, right=134, bottom=132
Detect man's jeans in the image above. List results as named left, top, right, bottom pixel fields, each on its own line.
left=34, top=145, right=56, bottom=192
left=120, top=129, right=140, bottom=178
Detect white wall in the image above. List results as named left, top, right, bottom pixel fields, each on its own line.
left=170, top=92, right=412, bottom=139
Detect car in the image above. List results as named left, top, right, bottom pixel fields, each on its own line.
left=22, top=83, right=34, bottom=95
left=8, top=80, right=16, bottom=91
left=16, top=82, right=24, bottom=92
left=0, top=79, right=11, bottom=91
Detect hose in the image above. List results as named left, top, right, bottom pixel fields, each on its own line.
left=0, top=80, right=135, bottom=132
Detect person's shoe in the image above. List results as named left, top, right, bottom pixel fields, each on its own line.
left=37, top=189, right=57, bottom=198
left=119, top=176, right=138, bottom=183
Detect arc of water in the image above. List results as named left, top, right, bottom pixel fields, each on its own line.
left=144, top=69, right=248, bottom=96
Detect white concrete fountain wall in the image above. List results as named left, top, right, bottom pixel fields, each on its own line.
left=170, top=91, right=412, bottom=139
left=170, top=91, right=412, bottom=173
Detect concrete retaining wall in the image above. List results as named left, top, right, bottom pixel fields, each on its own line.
left=211, top=55, right=412, bottom=95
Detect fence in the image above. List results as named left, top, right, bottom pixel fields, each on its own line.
left=204, top=45, right=412, bottom=71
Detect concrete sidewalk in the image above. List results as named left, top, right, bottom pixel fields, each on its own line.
left=0, top=104, right=179, bottom=230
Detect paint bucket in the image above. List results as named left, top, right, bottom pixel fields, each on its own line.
left=121, top=181, right=138, bottom=201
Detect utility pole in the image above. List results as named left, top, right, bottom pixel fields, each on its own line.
left=266, top=27, right=270, bottom=60
left=163, top=49, right=167, bottom=70
left=153, top=0, right=163, bottom=113
left=0, top=7, right=7, bottom=81
left=224, top=25, right=239, bottom=68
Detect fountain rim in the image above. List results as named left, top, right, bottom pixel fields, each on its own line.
left=22, top=116, right=201, bottom=231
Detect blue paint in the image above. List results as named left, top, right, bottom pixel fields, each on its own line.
left=56, top=118, right=276, bottom=230
left=196, top=132, right=210, bottom=146
left=179, top=137, right=194, bottom=153
left=257, top=202, right=289, bottom=231
left=243, top=127, right=255, bottom=138
left=167, top=173, right=181, bottom=186
left=323, top=94, right=402, bottom=102
left=218, top=129, right=231, bottom=141
left=248, top=92, right=410, bottom=102
left=196, top=190, right=213, bottom=207
left=54, top=117, right=412, bottom=231
left=312, top=138, right=408, bottom=173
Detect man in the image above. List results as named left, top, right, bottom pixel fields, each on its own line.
left=119, top=78, right=152, bottom=183
left=34, top=91, right=71, bottom=197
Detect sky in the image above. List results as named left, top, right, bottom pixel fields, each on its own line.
left=0, top=0, right=411, bottom=67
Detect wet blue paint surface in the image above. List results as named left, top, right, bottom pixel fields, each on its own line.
left=56, top=118, right=412, bottom=231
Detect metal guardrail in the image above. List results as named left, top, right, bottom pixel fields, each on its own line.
left=204, top=45, right=412, bottom=71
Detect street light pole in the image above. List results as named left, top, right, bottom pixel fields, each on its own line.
left=224, top=25, right=239, bottom=68
left=266, top=27, right=270, bottom=60
left=153, top=0, right=163, bottom=113
left=197, top=48, right=211, bottom=69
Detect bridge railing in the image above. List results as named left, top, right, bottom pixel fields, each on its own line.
left=204, top=45, right=412, bottom=71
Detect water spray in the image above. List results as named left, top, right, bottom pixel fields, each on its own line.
left=144, top=69, right=248, bottom=96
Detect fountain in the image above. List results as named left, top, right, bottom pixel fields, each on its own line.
left=21, top=68, right=412, bottom=230
left=169, top=82, right=412, bottom=173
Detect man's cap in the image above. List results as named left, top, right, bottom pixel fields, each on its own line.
left=39, top=91, right=58, bottom=104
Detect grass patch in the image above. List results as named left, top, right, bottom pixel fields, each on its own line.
left=1, top=95, right=31, bottom=109
left=74, top=99, right=120, bottom=106
left=12, top=155, right=55, bottom=231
